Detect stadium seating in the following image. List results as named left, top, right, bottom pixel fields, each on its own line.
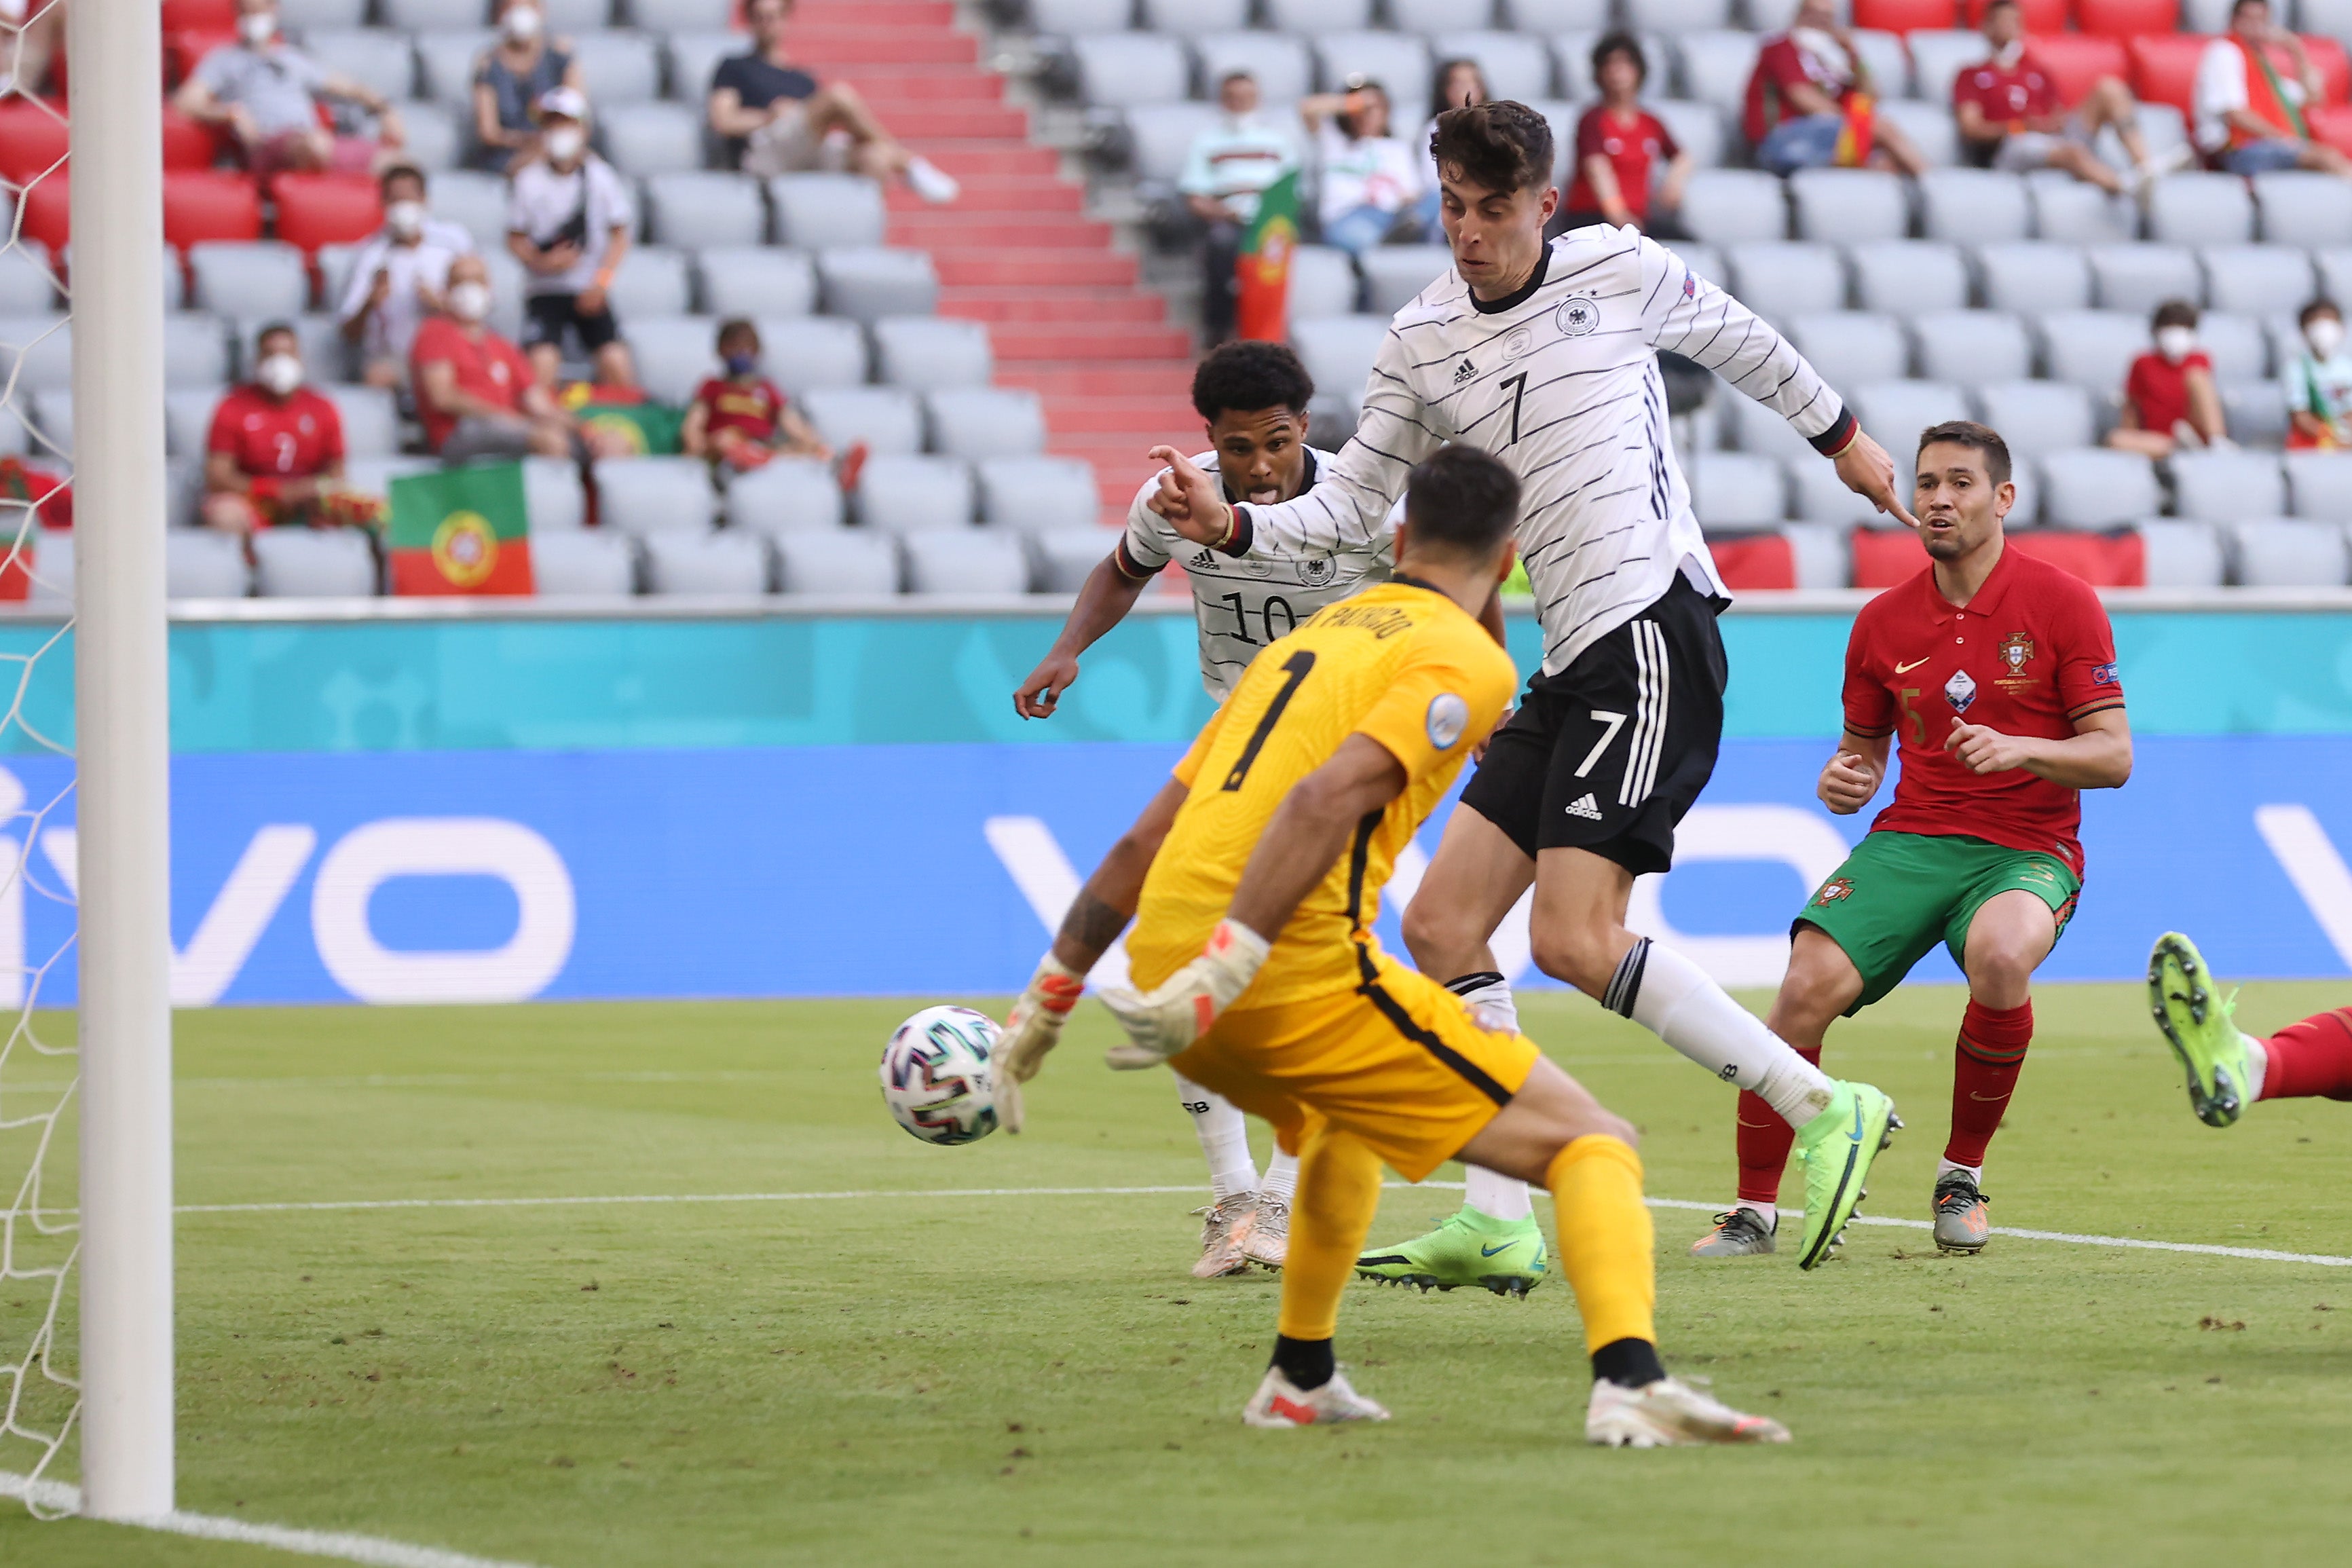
left=642, top=529, right=772, bottom=595
left=979, top=457, right=1103, bottom=531
left=901, top=531, right=1032, bottom=595
left=773, top=530, right=901, bottom=596
left=164, top=529, right=253, bottom=599
left=927, top=389, right=1047, bottom=461
left=251, top=527, right=377, bottom=597
left=530, top=529, right=640, bottom=597
left=597, top=457, right=720, bottom=536
left=857, top=456, right=977, bottom=532
left=728, top=459, right=848, bottom=536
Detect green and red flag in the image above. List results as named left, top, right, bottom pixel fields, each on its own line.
left=1235, top=168, right=1301, bottom=343
left=387, top=460, right=534, bottom=596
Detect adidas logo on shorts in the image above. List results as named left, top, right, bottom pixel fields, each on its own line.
left=1565, top=792, right=1603, bottom=821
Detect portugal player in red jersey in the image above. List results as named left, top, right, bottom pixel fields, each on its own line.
left=2149, top=933, right=2352, bottom=1124
left=1691, top=421, right=2133, bottom=1259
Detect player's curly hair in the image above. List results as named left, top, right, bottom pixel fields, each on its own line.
left=1404, top=445, right=1520, bottom=556
left=1918, top=419, right=2013, bottom=487
left=1429, top=101, right=1555, bottom=197
left=1190, top=340, right=1315, bottom=422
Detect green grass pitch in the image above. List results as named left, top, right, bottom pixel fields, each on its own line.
left=4, top=981, right=2351, bottom=1567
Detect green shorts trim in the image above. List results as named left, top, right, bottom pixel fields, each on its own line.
left=1793, top=831, right=2080, bottom=1015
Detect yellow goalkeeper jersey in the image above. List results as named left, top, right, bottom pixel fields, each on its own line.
left=1127, top=576, right=1517, bottom=1009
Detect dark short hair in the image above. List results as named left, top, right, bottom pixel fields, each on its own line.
left=2304, top=296, right=2344, bottom=327
left=1983, top=0, right=2019, bottom=11
left=1218, top=67, right=1255, bottom=90
left=254, top=320, right=298, bottom=353
left=1191, top=340, right=1314, bottom=422
left=2233, top=0, right=2269, bottom=16
left=715, top=316, right=759, bottom=350
left=2152, top=297, right=2201, bottom=331
left=1430, top=101, right=1555, bottom=197
left=378, top=162, right=426, bottom=196
left=1590, top=31, right=1648, bottom=87
left=1404, top=444, right=1520, bottom=557
left=1917, top=419, right=2013, bottom=488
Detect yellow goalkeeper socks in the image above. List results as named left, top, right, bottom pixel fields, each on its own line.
left=1274, top=1126, right=1383, bottom=1344
left=1545, top=1134, right=1658, bottom=1358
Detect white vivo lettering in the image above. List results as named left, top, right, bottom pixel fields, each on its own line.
left=2254, top=804, right=2352, bottom=970
left=310, top=818, right=575, bottom=1003
left=982, top=815, right=1130, bottom=989
left=1626, top=804, right=1853, bottom=988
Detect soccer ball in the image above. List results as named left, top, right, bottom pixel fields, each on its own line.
left=880, top=1005, right=1001, bottom=1145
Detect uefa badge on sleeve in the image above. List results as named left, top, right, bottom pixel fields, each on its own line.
left=1426, top=692, right=1469, bottom=749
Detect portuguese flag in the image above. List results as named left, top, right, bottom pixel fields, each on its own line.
left=386, top=461, right=534, bottom=596
left=1235, top=168, right=1301, bottom=343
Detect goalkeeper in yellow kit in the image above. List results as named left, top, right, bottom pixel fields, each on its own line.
left=995, top=446, right=1787, bottom=1446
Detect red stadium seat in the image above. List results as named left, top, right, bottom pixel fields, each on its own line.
left=161, top=0, right=238, bottom=29
left=2026, top=34, right=2131, bottom=107
left=1968, top=0, right=2069, bottom=31
left=162, top=170, right=263, bottom=248
left=2304, top=35, right=2351, bottom=105
left=2009, top=529, right=2147, bottom=586
left=162, top=109, right=221, bottom=171
left=1854, top=0, right=1960, bottom=31
left=2129, top=33, right=2210, bottom=117
left=167, top=28, right=236, bottom=88
left=1708, top=536, right=1798, bottom=591
left=0, top=98, right=69, bottom=189
left=2312, top=102, right=2352, bottom=157
left=18, top=179, right=69, bottom=252
left=273, top=174, right=384, bottom=252
left=2076, top=0, right=2177, bottom=38
left=1850, top=529, right=1928, bottom=589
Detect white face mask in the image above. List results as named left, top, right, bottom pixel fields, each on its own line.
left=2309, top=317, right=2346, bottom=358
left=2155, top=325, right=2198, bottom=362
left=237, top=10, right=277, bottom=47
left=502, top=5, right=541, bottom=42
left=256, top=354, right=302, bottom=396
left=384, top=200, right=425, bottom=241
left=0, top=0, right=29, bottom=25
left=543, top=126, right=585, bottom=164
left=447, top=280, right=492, bottom=322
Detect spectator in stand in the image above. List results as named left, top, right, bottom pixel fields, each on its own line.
left=202, top=323, right=347, bottom=534
left=411, top=253, right=578, bottom=462
left=2195, top=0, right=2352, bottom=176
left=2285, top=298, right=2352, bottom=449
left=1415, top=58, right=1489, bottom=233
left=1178, top=69, right=1299, bottom=347
left=682, top=319, right=863, bottom=482
left=174, top=0, right=405, bottom=177
left=1954, top=0, right=2171, bottom=195
left=2108, top=299, right=2228, bottom=458
left=708, top=0, right=958, bottom=202
left=0, top=0, right=61, bottom=99
left=1558, top=35, right=1691, bottom=238
left=337, top=164, right=477, bottom=392
left=1745, top=0, right=1927, bottom=178
left=471, top=0, right=582, bottom=174
left=1299, top=75, right=1424, bottom=256
left=506, top=88, right=637, bottom=392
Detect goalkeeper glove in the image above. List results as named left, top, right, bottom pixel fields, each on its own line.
left=994, top=952, right=1085, bottom=1134
left=1097, top=919, right=1270, bottom=1070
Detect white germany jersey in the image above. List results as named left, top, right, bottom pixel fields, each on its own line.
left=1228, top=225, right=1848, bottom=675
left=1117, top=446, right=1394, bottom=699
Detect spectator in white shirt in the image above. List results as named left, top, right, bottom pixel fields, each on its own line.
left=174, top=0, right=405, bottom=178
left=1301, top=76, right=1425, bottom=255
left=505, top=88, right=637, bottom=390
left=2194, top=0, right=2352, bottom=176
left=1178, top=70, right=1299, bottom=346
left=338, top=165, right=477, bottom=392
left=1415, top=58, right=1489, bottom=234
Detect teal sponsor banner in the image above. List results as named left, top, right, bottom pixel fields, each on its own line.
left=0, top=603, right=2349, bottom=753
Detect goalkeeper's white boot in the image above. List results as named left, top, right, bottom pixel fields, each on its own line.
left=1191, top=1192, right=1256, bottom=1279
left=1242, top=1189, right=1289, bottom=1269
left=1586, top=1377, right=1791, bottom=1446
left=1242, top=1368, right=1391, bottom=1428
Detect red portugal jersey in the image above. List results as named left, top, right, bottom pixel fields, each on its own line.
left=691, top=375, right=787, bottom=443
left=1566, top=106, right=1679, bottom=221
left=1744, top=32, right=1858, bottom=146
left=206, top=384, right=344, bottom=479
left=2125, top=350, right=2212, bottom=439
left=1842, top=544, right=2124, bottom=876
left=411, top=316, right=534, bottom=453
left=1950, top=52, right=2060, bottom=138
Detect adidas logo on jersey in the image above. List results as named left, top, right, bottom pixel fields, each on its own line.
left=1191, top=548, right=1216, bottom=567
left=1452, top=358, right=1478, bottom=385
left=1564, top=793, right=1604, bottom=821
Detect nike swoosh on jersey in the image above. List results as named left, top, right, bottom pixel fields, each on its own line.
left=1894, top=656, right=1933, bottom=674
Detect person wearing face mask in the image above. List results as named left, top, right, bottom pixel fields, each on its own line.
left=506, top=88, right=638, bottom=393
left=412, top=255, right=580, bottom=463
left=1178, top=71, right=1299, bottom=347
left=337, top=165, right=477, bottom=393
left=1953, top=0, right=2172, bottom=197
left=2285, top=299, right=2352, bottom=449
left=1299, top=77, right=1425, bottom=256
left=472, top=0, right=582, bottom=174
left=681, top=319, right=845, bottom=477
left=176, top=0, right=405, bottom=178
left=202, top=324, right=349, bottom=536
left=2195, top=0, right=2352, bottom=177
left=1744, top=0, right=1927, bottom=178
left=2110, top=299, right=2229, bottom=458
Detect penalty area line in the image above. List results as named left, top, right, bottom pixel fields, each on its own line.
left=0, top=1471, right=546, bottom=1568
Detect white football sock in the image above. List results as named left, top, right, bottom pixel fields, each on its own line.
left=1173, top=1074, right=1258, bottom=1203
left=1462, top=1163, right=1533, bottom=1223
left=1735, top=1199, right=1776, bottom=1229
left=2243, top=1034, right=2269, bottom=1101
left=1260, top=1147, right=1299, bottom=1206
left=1608, top=937, right=1835, bottom=1128
left=1934, top=1158, right=1983, bottom=1185
left=1440, top=974, right=1533, bottom=1222
left=1444, top=970, right=1520, bottom=1034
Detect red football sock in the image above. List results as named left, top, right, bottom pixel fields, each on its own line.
left=1735, top=1046, right=1819, bottom=1204
left=1946, top=998, right=2033, bottom=1168
left=2257, top=1007, right=2352, bottom=1101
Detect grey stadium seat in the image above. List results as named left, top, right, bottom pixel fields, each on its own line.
left=1670, top=31, right=1760, bottom=117
left=1909, top=310, right=2034, bottom=386
left=2146, top=173, right=2256, bottom=247
left=18, top=389, right=69, bottom=462
left=599, top=103, right=703, bottom=176
left=163, top=388, right=218, bottom=459
left=430, top=171, right=511, bottom=250
left=570, top=33, right=662, bottom=105
left=2220, top=381, right=2287, bottom=445
left=24, top=529, right=70, bottom=604
left=766, top=174, right=884, bottom=250
left=817, top=248, right=939, bottom=322
left=1918, top=169, right=2029, bottom=244
left=529, top=530, right=638, bottom=597
left=979, top=457, right=1102, bottom=531
left=1621, top=0, right=1736, bottom=29
left=1028, top=525, right=1119, bottom=592
left=595, top=456, right=719, bottom=536
left=412, top=31, right=493, bottom=105
left=726, top=458, right=846, bottom=536
left=1124, top=105, right=1222, bottom=183
left=250, top=527, right=377, bottom=597
left=2172, top=449, right=2288, bottom=522
left=1313, top=35, right=1434, bottom=116
left=380, top=0, right=484, bottom=28
left=1673, top=240, right=1725, bottom=287
left=664, top=31, right=743, bottom=105
left=1389, top=0, right=1477, bottom=30
left=324, top=385, right=399, bottom=458
left=2087, top=244, right=2201, bottom=314
left=1785, top=312, right=1909, bottom=388
left=2319, top=248, right=2352, bottom=307
left=164, top=314, right=232, bottom=389
left=394, top=101, right=464, bottom=172
left=927, top=389, right=1046, bottom=461
left=1648, top=99, right=1725, bottom=170
left=2230, top=518, right=2351, bottom=586
left=774, top=529, right=900, bottom=597
left=803, top=388, right=925, bottom=457
left=1688, top=451, right=1785, bottom=529
left=1678, top=171, right=1785, bottom=244
left=1288, top=244, right=1360, bottom=321
left=642, top=529, right=771, bottom=596
left=1718, top=391, right=1814, bottom=461
left=298, top=29, right=415, bottom=102
left=1848, top=240, right=1969, bottom=315
left=1974, top=381, right=2097, bottom=460
left=1785, top=458, right=1884, bottom=525
left=1427, top=33, right=1557, bottom=106
left=0, top=244, right=58, bottom=314
left=1910, top=30, right=1993, bottom=107
left=1265, top=0, right=1375, bottom=32
left=759, top=316, right=869, bottom=393
left=1873, top=100, right=1957, bottom=168
left=634, top=0, right=734, bottom=31
left=1849, top=28, right=1912, bottom=97
left=1289, top=316, right=1388, bottom=411
left=902, top=531, right=1030, bottom=596
left=1506, top=0, right=1611, bottom=24
left=2136, top=520, right=2226, bottom=589
left=1194, top=33, right=1312, bottom=105
left=2036, top=310, right=2150, bottom=393
left=187, top=242, right=309, bottom=321
left=2028, top=171, right=2137, bottom=246
left=1357, top=246, right=1453, bottom=318
left=697, top=246, right=817, bottom=317
left=1031, top=0, right=1142, bottom=32
left=644, top=172, right=766, bottom=249
left=1725, top=243, right=1846, bottom=323
left=164, top=530, right=252, bottom=600
left=872, top=317, right=992, bottom=390
left=1977, top=242, right=2093, bottom=314
left=522, top=457, right=586, bottom=533
left=1140, top=0, right=1251, bottom=32
left=2039, top=447, right=2160, bottom=527
left=2199, top=246, right=2316, bottom=316
left=858, top=456, right=976, bottom=532
left=2200, top=312, right=2269, bottom=386
left=2254, top=171, right=2352, bottom=248
left=1789, top=169, right=1908, bottom=244
left=1850, top=381, right=1970, bottom=446
left=2287, top=451, right=2352, bottom=521
left=624, top=316, right=722, bottom=404
left=1072, top=35, right=1190, bottom=107
left=341, top=455, right=437, bottom=510
left=280, top=0, right=369, bottom=24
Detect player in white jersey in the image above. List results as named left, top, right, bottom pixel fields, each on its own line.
left=1012, top=341, right=1424, bottom=1280
left=1148, top=102, right=1909, bottom=1276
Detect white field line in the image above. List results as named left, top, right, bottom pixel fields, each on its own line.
left=0, top=1470, right=546, bottom=1568
left=155, top=1182, right=2352, bottom=1268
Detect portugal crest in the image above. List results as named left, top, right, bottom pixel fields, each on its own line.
left=430, top=510, right=500, bottom=589
left=1813, top=877, right=1854, bottom=906
left=1998, top=631, right=2035, bottom=673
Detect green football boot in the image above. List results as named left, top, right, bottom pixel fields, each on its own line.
left=2148, top=931, right=2255, bottom=1127
left=1355, top=1206, right=1548, bottom=1298
left=1791, top=1080, right=1900, bottom=1270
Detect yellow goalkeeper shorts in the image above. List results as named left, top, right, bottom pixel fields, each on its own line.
left=1168, top=946, right=1541, bottom=1183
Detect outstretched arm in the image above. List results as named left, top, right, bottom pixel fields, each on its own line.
left=1015, top=553, right=1153, bottom=719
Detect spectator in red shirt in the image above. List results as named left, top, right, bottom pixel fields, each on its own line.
left=681, top=318, right=837, bottom=475
left=202, top=323, right=348, bottom=534
left=2109, top=299, right=2228, bottom=458
left=1558, top=35, right=1692, bottom=238
left=409, top=253, right=578, bottom=462
left=1952, top=0, right=2166, bottom=196
left=1744, top=0, right=1926, bottom=177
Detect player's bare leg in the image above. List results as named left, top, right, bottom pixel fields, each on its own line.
left=1934, top=891, right=2055, bottom=1254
